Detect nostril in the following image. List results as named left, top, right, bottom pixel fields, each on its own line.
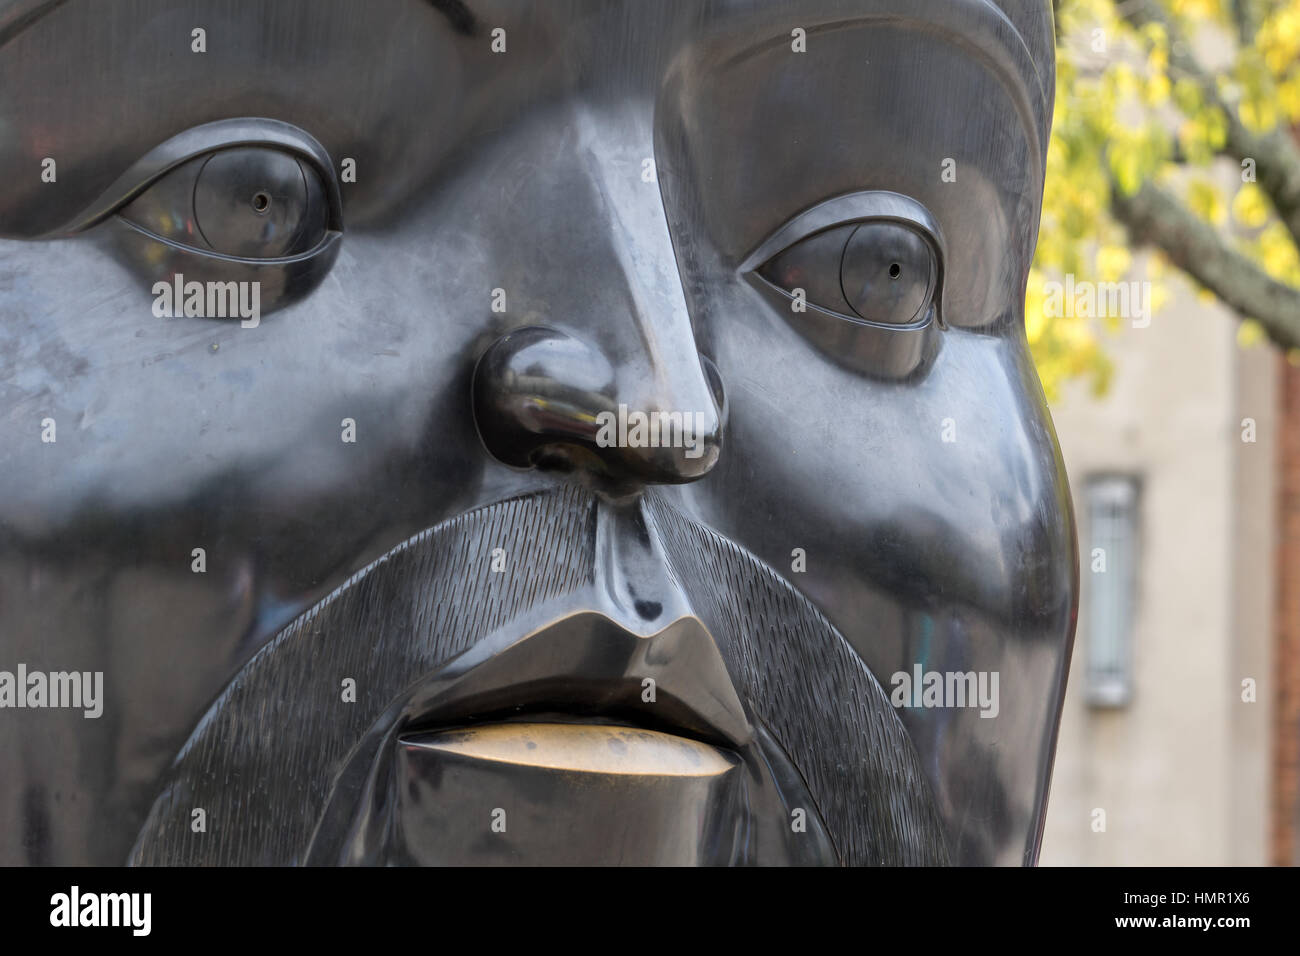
left=472, top=326, right=725, bottom=486
left=472, top=327, right=616, bottom=470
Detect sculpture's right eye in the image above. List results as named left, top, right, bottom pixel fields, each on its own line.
left=119, top=146, right=331, bottom=259
left=46, top=119, right=346, bottom=319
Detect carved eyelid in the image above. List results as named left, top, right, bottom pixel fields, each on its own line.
left=40, top=117, right=343, bottom=242
left=740, top=190, right=947, bottom=330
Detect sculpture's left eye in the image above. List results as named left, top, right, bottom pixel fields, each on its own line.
left=118, top=146, right=330, bottom=258
left=757, top=219, right=939, bottom=327
left=742, top=191, right=946, bottom=379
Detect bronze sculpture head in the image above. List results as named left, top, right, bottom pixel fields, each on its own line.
left=0, top=0, right=1075, bottom=865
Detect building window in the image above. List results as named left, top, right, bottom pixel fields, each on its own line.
left=1085, top=474, right=1140, bottom=707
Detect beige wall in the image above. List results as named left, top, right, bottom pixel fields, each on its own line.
left=1040, top=268, right=1275, bottom=865
left=1230, top=334, right=1277, bottom=865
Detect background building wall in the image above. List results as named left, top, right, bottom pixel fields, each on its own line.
left=1040, top=268, right=1275, bottom=865
left=1231, top=336, right=1277, bottom=866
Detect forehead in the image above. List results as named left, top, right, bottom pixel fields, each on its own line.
left=0, top=0, right=1051, bottom=237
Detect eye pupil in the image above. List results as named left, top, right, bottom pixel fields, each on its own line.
left=188, top=147, right=327, bottom=257
left=839, top=223, right=935, bottom=324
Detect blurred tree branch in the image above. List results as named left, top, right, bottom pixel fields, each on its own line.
left=1031, top=0, right=1300, bottom=396
left=1112, top=178, right=1300, bottom=347
left=1113, top=0, right=1300, bottom=246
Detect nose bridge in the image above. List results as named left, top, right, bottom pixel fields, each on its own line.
left=472, top=98, right=724, bottom=486
left=569, top=99, right=714, bottom=415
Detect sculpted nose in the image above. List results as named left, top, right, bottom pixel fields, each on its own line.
left=472, top=100, right=724, bottom=487
left=472, top=326, right=725, bottom=486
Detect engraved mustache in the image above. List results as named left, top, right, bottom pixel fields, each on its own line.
left=130, top=484, right=947, bottom=865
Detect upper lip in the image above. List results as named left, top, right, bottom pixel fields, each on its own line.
left=392, top=609, right=754, bottom=750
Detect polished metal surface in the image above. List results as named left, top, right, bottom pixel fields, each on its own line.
left=0, top=0, right=1076, bottom=865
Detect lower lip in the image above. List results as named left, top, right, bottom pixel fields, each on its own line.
left=406, top=721, right=736, bottom=776
left=389, top=721, right=746, bottom=865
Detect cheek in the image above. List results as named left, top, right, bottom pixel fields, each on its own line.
left=0, top=228, right=494, bottom=528
left=679, top=315, right=1067, bottom=634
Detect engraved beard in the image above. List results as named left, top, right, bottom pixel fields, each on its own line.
left=129, top=485, right=949, bottom=866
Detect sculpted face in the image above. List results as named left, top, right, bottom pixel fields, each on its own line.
left=0, top=0, right=1076, bottom=865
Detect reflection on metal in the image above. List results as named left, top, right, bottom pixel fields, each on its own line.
left=374, top=724, right=753, bottom=866
left=0, top=0, right=1075, bottom=866
left=408, top=723, right=736, bottom=776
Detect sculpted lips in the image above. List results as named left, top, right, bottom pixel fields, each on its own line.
left=130, top=485, right=949, bottom=866
left=411, top=723, right=736, bottom=776
left=323, top=609, right=769, bottom=865
left=319, top=609, right=836, bottom=865
left=396, top=609, right=754, bottom=750
left=388, top=723, right=750, bottom=865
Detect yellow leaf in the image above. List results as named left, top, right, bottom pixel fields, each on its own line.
left=1148, top=281, right=1171, bottom=315
left=1144, top=72, right=1171, bottom=105
left=1110, top=149, right=1142, bottom=196
left=1279, top=76, right=1300, bottom=123
left=1237, top=319, right=1265, bottom=348
left=1187, top=179, right=1226, bottom=225
left=1240, top=96, right=1278, bottom=133
left=1232, top=184, right=1271, bottom=229
left=1097, top=244, right=1132, bottom=281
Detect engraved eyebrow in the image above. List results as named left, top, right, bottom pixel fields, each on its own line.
left=424, top=0, right=477, bottom=36
left=0, top=0, right=478, bottom=51
left=40, top=117, right=341, bottom=238
left=0, top=0, right=69, bottom=50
